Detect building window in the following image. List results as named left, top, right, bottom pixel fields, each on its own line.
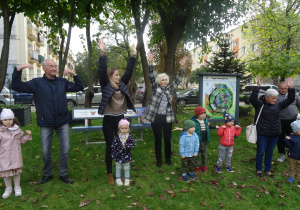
left=234, top=55, right=238, bottom=59
left=251, top=43, right=258, bottom=51
left=241, top=46, right=246, bottom=55
left=242, top=32, right=246, bottom=40
left=234, top=41, right=238, bottom=46
left=209, top=46, right=213, bottom=51
left=214, top=44, right=218, bottom=50
left=209, top=57, right=213, bottom=62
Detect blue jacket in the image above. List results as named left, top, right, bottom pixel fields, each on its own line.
left=98, top=55, right=136, bottom=115
left=284, top=134, right=300, bottom=160
left=179, top=131, right=199, bottom=157
left=12, top=69, right=84, bottom=126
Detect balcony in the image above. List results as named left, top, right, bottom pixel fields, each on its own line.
left=36, top=33, right=44, bottom=46
left=28, top=50, right=39, bottom=64
left=27, top=27, right=38, bottom=42
left=67, top=63, right=74, bottom=70
left=37, top=55, right=44, bottom=66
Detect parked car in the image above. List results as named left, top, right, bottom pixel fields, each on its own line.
left=66, top=86, right=102, bottom=107
left=177, top=87, right=198, bottom=106
left=135, top=86, right=145, bottom=102
left=0, top=87, right=14, bottom=105
left=11, top=91, right=34, bottom=105
left=242, top=84, right=278, bottom=103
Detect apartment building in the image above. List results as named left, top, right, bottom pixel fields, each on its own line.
left=0, top=13, right=76, bottom=87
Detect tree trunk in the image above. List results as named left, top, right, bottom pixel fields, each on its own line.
left=0, top=0, right=14, bottom=90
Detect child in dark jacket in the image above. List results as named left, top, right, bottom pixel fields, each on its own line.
left=111, top=119, right=135, bottom=186
left=179, top=120, right=199, bottom=182
left=284, top=120, right=300, bottom=184
left=191, top=106, right=218, bottom=172
left=215, top=113, right=241, bottom=173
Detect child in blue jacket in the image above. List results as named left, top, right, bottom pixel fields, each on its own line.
left=284, top=120, right=300, bottom=184
left=179, top=120, right=199, bottom=182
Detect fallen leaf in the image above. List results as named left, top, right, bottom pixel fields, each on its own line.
left=181, top=189, right=190, bottom=193
left=22, top=196, right=29, bottom=202
left=65, top=189, right=71, bottom=192
left=35, top=188, right=42, bottom=192
left=250, top=185, right=258, bottom=190
left=147, top=192, right=154, bottom=196
left=82, top=178, right=88, bottom=182
left=79, top=195, right=84, bottom=198
left=159, top=194, right=167, bottom=201
left=141, top=176, right=147, bottom=180
left=236, top=191, right=241, bottom=195
left=33, top=198, right=39, bottom=204
left=43, top=195, right=48, bottom=199
left=30, top=182, right=37, bottom=186
left=258, top=189, right=264, bottom=193
left=35, top=156, right=40, bottom=158
left=170, top=172, right=176, bottom=175
left=248, top=167, right=254, bottom=170
left=256, top=194, right=259, bottom=198
left=220, top=202, right=224, bottom=207
left=157, top=170, right=164, bottom=173
left=264, top=191, right=269, bottom=195
left=96, top=200, right=104, bottom=207
left=232, top=182, right=237, bottom=186
left=171, top=184, right=175, bottom=188
left=201, top=201, right=206, bottom=206
left=238, top=177, right=247, bottom=180
left=279, top=202, right=286, bottom=206
left=79, top=198, right=92, bottom=207
left=74, top=148, right=80, bottom=152
left=234, top=194, right=242, bottom=201
left=41, top=205, right=48, bottom=208
left=165, top=177, right=170, bottom=181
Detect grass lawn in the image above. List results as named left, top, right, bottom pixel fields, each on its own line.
left=0, top=107, right=299, bottom=209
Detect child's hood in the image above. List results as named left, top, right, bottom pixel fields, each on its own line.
left=191, top=116, right=198, bottom=121
left=179, top=130, right=188, bottom=138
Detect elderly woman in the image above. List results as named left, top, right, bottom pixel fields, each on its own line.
left=145, top=52, right=188, bottom=167
left=97, top=39, right=137, bottom=185
left=250, top=77, right=295, bottom=178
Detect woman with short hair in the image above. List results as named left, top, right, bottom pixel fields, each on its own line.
left=145, top=52, right=188, bottom=167
left=250, top=77, right=295, bottom=178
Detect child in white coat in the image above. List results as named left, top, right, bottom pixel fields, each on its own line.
left=0, top=109, right=32, bottom=198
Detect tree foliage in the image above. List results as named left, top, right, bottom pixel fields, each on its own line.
left=244, top=0, right=300, bottom=80
left=188, top=66, right=207, bottom=84
left=204, top=35, right=251, bottom=88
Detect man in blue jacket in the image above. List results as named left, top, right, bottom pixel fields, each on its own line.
left=12, top=60, right=84, bottom=184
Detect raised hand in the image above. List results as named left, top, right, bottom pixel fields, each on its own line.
left=17, top=64, right=33, bottom=71
left=97, top=38, right=106, bottom=52
left=257, top=76, right=263, bottom=87
left=172, top=127, right=183, bottom=131
left=286, top=77, right=294, bottom=89
left=131, top=44, right=137, bottom=56
left=26, top=130, right=32, bottom=136
left=180, top=56, right=188, bottom=68
left=147, top=51, right=154, bottom=65
left=63, top=69, right=76, bottom=76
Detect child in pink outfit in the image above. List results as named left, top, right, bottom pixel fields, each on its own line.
left=215, top=113, right=241, bottom=173
left=0, top=109, right=32, bottom=198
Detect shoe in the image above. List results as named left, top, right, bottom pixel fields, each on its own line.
left=215, top=166, right=221, bottom=173
left=166, top=159, right=173, bottom=166
left=2, top=188, right=12, bottom=199
left=14, top=187, right=22, bottom=197
left=107, top=173, right=114, bottom=185
left=194, top=167, right=202, bottom=172
left=156, top=160, right=162, bottom=167
left=277, top=154, right=286, bottom=162
left=37, top=175, right=54, bottom=184
left=59, top=175, right=74, bottom=184
left=256, top=172, right=263, bottom=177
left=115, top=179, right=123, bottom=186
left=124, top=179, right=130, bottom=186
left=265, top=172, right=275, bottom=178
left=182, top=174, right=189, bottom=182
left=202, top=166, right=208, bottom=171
left=188, top=172, right=196, bottom=180
left=226, top=166, right=234, bottom=173
left=288, top=177, right=294, bottom=183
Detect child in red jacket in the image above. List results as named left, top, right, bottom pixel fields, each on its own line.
left=215, top=113, right=241, bottom=173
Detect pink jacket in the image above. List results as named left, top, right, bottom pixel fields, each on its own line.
left=217, top=124, right=241, bottom=147
left=0, top=126, right=32, bottom=172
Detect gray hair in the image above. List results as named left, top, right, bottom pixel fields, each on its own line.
left=42, top=59, right=55, bottom=68
left=155, top=73, right=169, bottom=85
left=264, top=89, right=279, bottom=97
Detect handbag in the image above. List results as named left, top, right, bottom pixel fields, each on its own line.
left=246, top=105, right=264, bottom=144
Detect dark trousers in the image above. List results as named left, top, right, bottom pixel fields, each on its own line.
left=256, top=135, right=278, bottom=172
left=277, top=119, right=295, bottom=155
left=151, top=114, right=172, bottom=161
left=103, top=115, right=124, bottom=174
left=181, top=156, right=196, bottom=174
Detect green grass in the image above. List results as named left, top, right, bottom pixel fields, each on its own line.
left=0, top=108, right=300, bottom=209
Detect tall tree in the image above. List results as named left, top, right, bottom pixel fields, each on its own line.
left=244, top=0, right=300, bottom=80
left=0, top=0, right=40, bottom=91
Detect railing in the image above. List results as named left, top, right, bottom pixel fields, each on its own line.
left=27, top=27, right=38, bottom=41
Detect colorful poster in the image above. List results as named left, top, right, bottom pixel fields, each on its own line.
left=202, top=75, right=237, bottom=120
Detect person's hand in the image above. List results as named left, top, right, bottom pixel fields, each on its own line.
left=180, top=56, right=188, bottom=68
left=63, top=69, right=77, bottom=76
left=147, top=51, right=153, bottom=65
left=193, top=154, right=197, bottom=157
left=131, top=44, right=137, bottom=56
left=216, top=125, right=219, bottom=129
left=17, top=64, right=33, bottom=71
left=286, top=136, right=291, bottom=140
left=286, top=77, right=294, bottom=89
left=181, top=155, right=185, bottom=159
left=26, top=130, right=32, bottom=136
left=172, top=127, right=183, bottom=131
left=257, top=76, right=263, bottom=87
left=97, top=38, right=106, bottom=52
left=222, top=125, right=226, bottom=128
left=235, top=125, right=241, bottom=128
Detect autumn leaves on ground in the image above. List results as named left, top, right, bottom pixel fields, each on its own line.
left=1, top=107, right=299, bottom=209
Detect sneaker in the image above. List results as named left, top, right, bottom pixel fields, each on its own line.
left=215, top=166, right=221, bottom=173
left=166, top=159, right=173, bottom=166
left=2, top=188, right=12, bottom=199
left=115, top=179, right=123, bottom=186
left=194, top=167, right=202, bottom=172
left=188, top=172, right=196, bottom=180
left=226, top=166, right=234, bottom=173
left=182, top=174, right=189, bottom=182
left=124, top=179, right=130, bottom=186
left=14, top=187, right=22, bottom=197
left=277, top=154, right=286, bottom=162
left=202, top=166, right=208, bottom=171
left=288, top=177, right=294, bottom=183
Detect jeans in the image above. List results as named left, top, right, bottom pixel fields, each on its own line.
left=151, top=114, right=172, bottom=162
left=115, top=162, right=130, bottom=180
left=40, top=124, right=70, bottom=176
left=217, top=144, right=234, bottom=167
left=256, top=135, right=278, bottom=172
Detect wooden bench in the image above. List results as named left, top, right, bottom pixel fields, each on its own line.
left=72, top=107, right=151, bottom=145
